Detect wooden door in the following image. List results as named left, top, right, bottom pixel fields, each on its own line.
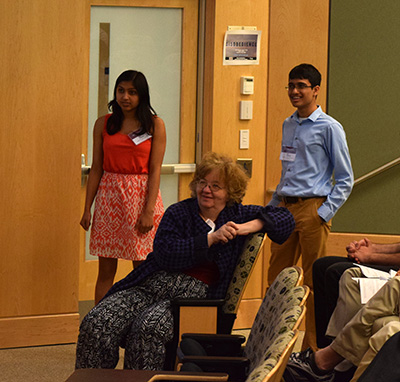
left=79, top=0, right=199, bottom=302
left=0, top=0, right=86, bottom=348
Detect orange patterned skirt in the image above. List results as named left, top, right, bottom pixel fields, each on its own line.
left=90, top=172, right=164, bottom=260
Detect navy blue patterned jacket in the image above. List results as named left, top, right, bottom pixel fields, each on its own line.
left=105, top=198, right=294, bottom=300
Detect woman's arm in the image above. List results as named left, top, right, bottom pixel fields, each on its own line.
left=136, top=116, right=166, bottom=233
left=80, top=117, right=104, bottom=231
left=207, top=219, right=264, bottom=246
left=256, top=205, right=295, bottom=244
left=234, top=204, right=295, bottom=245
left=207, top=204, right=295, bottom=247
left=153, top=202, right=295, bottom=271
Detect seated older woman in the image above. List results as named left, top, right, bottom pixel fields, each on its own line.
left=75, top=152, right=295, bottom=371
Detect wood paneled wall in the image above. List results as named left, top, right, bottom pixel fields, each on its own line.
left=0, top=0, right=85, bottom=347
left=203, top=0, right=269, bottom=207
left=203, top=0, right=270, bottom=305
left=266, top=0, right=330, bottom=205
left=263, top=0, right=330, bottom=291
left=202, top=0, right=330, bottom=320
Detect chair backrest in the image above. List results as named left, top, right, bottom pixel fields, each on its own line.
left=245, top=330, right=299, bottom=382
left=266, top=266, right=303, bottom=298
left=292, top=265, right=304, bottom=287
left=217, top=232, right=266, bottom=333
left=223, top=232, right=266, bottom=314
left=244, top=282, right=308, bottom=372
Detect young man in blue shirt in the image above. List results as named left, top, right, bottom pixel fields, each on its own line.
left=268, top=63, right=354, bottom=350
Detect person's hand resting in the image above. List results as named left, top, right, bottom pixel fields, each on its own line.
left=207, top=218, right=264, bottom=247
left=347, top=237, right=373, bottom=264
left=208, top=221, right=239, bottom=246
left=136, top=210, right=154, bottom=234
left=80, top=211, right=92, bottom=231
left=346, top=238, right=369, bottom=254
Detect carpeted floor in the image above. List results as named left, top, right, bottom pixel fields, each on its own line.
left=0, top=344, right=125, bottom=382
left=0, top=311, right=304, bottom=382
left=1, top=343, right=78, bottom=382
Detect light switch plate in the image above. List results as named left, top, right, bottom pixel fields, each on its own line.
left=240, top=129, right=250, bottom=149
left=239, top=100, right=253, bottom=120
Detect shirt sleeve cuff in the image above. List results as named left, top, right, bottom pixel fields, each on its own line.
left=268, top=193, right=280, bottom=207
left=318, top=204, right=333, bottom=222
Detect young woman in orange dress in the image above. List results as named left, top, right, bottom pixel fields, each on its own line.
left=80, top=70, right=166, bottom=304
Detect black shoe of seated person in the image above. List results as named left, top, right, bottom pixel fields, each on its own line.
left=284, top=348, right=335, bottom=382
left=334, top=365, right=357, bottom=382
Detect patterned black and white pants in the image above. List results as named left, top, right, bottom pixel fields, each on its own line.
left=75, top=271, right=208, bottom=370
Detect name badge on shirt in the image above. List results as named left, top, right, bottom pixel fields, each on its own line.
left=280, top=146, right=296, bottom=162
left=128, top=131, right=152, bottom=145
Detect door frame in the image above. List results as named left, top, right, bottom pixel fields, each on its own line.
left=79, top=0, right=199, bottom=302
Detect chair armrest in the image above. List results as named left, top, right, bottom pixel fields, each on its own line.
left=149, top=371, right=229, bottom=381
left=181, top=333, right=245, bottom=356
left=165, top=299, right=225, bottom=370
left=180, top=355, right=249, bottom=382
left=182, top=333, right=246, bottom=342
left=171, top=298, right=225, bottom=307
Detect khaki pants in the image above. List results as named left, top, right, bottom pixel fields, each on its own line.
left=351, top=321, right=400, bottom=381
left=327, top=267, right=365, bottom=338
left=331, top=277, right=400, bottom=380
left=268, top=197, right=331, bottom=350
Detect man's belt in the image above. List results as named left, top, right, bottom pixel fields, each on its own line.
left=278, top=196, right=323, bottom=204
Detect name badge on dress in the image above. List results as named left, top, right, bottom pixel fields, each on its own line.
left=280, top=146, right=296, bottom=162
left=128, top=131, right=152, bottom=145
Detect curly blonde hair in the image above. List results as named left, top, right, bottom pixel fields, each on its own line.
left=189, top=152, right=249, bottom=206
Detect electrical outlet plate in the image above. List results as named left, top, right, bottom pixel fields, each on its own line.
left=237, top=158, right=252, bottom=178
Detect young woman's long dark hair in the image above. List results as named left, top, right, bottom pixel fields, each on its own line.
left=106, top=70, right=157, bottom=135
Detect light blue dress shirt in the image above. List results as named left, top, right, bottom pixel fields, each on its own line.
left=269, top=106, right=354, bottom=222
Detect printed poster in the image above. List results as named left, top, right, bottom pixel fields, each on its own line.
left=223, top=30, right=261, bottom=65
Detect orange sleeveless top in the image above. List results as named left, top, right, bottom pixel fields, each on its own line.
left=102, top=114, right=152, bottom=174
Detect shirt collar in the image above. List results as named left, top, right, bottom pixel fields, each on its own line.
left=292, top=105, right=322, bottom=123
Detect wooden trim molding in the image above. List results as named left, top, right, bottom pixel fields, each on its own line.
left=0, top=314, right=79, bottom=349
left=326, top=232, right=400, bottom=256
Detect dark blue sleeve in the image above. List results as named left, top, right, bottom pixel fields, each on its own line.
left=257, top=205, right=295, bottom=244
left=236, top=204, right=295, bottom=244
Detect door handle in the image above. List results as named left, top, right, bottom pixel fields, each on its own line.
left=160, top=163, right=196, bottom=174
left=81, top=154, right=196, bottom=178
left=81, top=154, right=91, bottom=176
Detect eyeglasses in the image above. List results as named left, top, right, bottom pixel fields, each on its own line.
left=197, top=179, right=224, bottom=192
left=285, top=83, right=313, bottom=91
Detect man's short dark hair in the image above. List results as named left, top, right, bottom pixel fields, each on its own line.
left=289, top=64, right=321, bottom=88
